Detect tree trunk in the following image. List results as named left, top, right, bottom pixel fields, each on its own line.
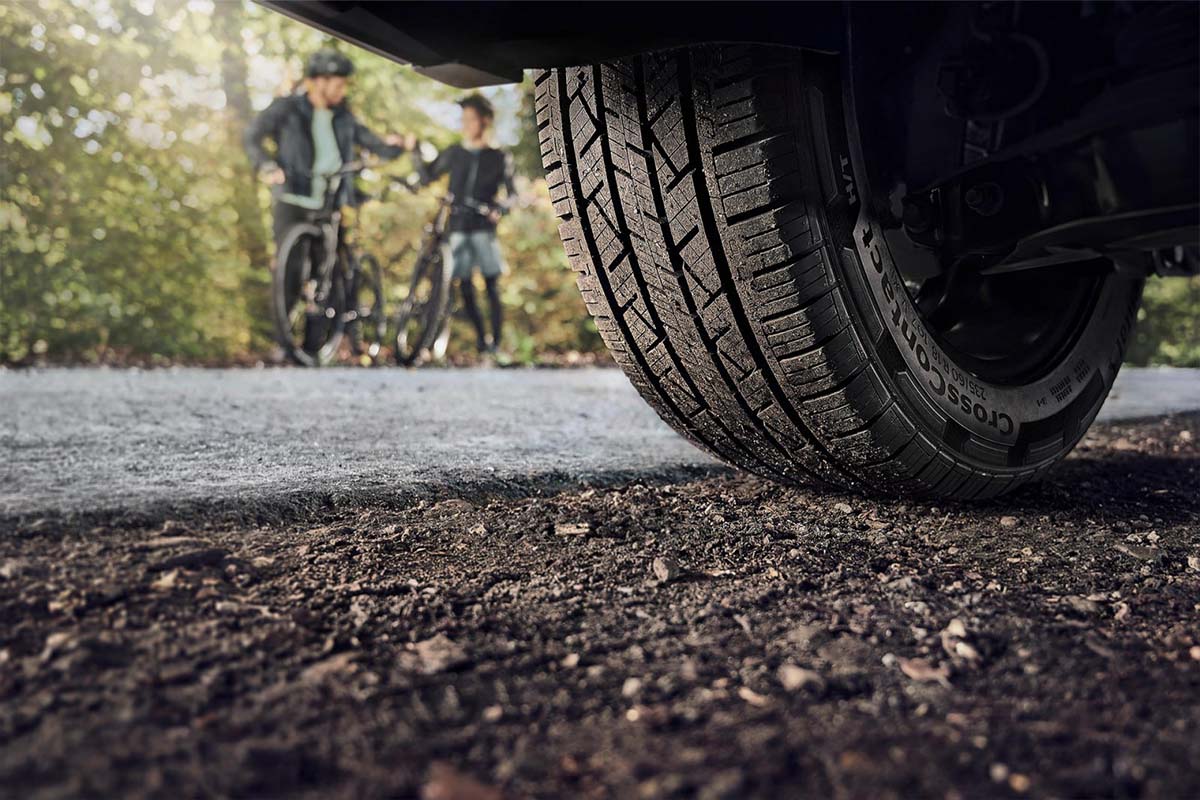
left=212, top=3, right=273, bottom=347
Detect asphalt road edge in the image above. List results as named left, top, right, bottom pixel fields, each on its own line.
left=1, top=463, right=733, bottom=538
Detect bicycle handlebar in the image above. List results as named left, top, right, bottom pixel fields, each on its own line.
left=387, top=176, right=501, bottom=217
left=452, top=195, right=501, bottom=217
left=313, top=155, right=505, bottom=218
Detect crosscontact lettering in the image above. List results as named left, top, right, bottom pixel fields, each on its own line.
left=860, top=224, right=1013, bottom=437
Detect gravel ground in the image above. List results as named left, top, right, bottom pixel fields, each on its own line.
left=2, top=413, right=1198, bottom=799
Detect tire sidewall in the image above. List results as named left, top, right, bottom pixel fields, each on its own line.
left=805, top=56, right=1142, bottom=465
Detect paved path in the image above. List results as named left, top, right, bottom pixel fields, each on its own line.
left=2, top=366, right=1197, bottom=519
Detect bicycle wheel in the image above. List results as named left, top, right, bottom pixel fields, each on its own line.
left=393, top=245, right=451, bottom=366
left=272, top=224, right=344, bottom=367
left=348, top=253, right=388, bottom=362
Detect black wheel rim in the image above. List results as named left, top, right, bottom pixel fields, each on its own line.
left=865, top=164, right=1106, bottom=388
left=898, top=250, right=1105, bottom=384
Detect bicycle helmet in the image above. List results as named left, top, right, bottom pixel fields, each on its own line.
left=306, top=49, right=355, bottom=78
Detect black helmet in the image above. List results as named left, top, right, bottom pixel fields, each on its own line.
left=306, top=49, right=354, bottom=78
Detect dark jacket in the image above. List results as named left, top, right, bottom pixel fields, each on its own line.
left=421, top=144, right=516, bottom=232
left=244, top=92, right=404, bottom=207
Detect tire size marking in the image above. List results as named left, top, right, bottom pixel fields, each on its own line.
left=860, top=223, right=1015, bottom=438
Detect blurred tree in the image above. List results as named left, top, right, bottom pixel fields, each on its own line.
left=1126, top=276, right=1200, bottom=368
left=509, top=78, right=544, bottom=180
left=212, top=5, right=271, bottom=349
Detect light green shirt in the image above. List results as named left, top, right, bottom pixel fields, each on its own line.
left=281, top=108, right=342, bottom=210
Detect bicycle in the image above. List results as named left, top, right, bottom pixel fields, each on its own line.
left=270, top=162, right=389, bottom=367
left=390, top=190, right=500, bottom=366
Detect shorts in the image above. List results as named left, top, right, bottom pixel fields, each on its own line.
left=445, top=230, right=506, bottom=281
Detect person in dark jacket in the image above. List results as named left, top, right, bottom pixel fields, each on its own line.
left=420, top=94, right=517, bottom=355
left=244, top=49, right=416, bottom=252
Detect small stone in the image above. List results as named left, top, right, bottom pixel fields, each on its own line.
left=833, top=502, right=853, bottom=515
left=149, top=547, right=229, bottom=571
left=737, top=686, right=770, bottom=707
left=561, top=653, right=580, bottom=668
left=412, top=634, right=468, bottom=675
left=1009, top=774, right=1032, bottom=793
left=955, top=641, right=982, bottom=663
left=944, top=618, right=968, bottom=638
left=40, top=631, right=73, bottom=662
left=482, top=705, right=503, bottom=723
left=150, top=570, right=180, bottom=592
left=786, top=623, right=830, bottom=651
left=652, top=557, right=681, bottom=583
left=990, top=763, right=1010, bottom=783
left=999, top=516, right=1019, bottom=528
left=817, top=636, right=875, bottom=676
left=622, top=677, right=642, bottom=698
left=431, top=499, right=475, bottom=515
left=1189, top=646, right=1200, bottom=662
left=1114, top=543, right=1161, bottom=562
left=898, top=657, right=951, bottom=687
left=1187, top=555, right=1200, bottom=572
left=778, top=663, right=825, bottom=692
left=1065, top=595, right=1102, bottom=615
left=554, top=521, right=590, bottom=536
left=884, top=575, right=917, bottom=591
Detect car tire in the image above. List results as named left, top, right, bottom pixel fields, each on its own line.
left=535, top=45, right=1143, bottom=498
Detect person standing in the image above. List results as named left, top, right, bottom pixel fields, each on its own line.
left=243, top=49, right=415, bottom=353
left=421, top=94, right=516, bottom=355
left=245, top=48, right=416, bottom=249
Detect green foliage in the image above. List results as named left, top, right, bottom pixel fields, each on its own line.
left=1, top=0, right=253, bottom=362
left=1127, top=276, right=1200, bottom=368
left=0, top=0, right=593, bottom=365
